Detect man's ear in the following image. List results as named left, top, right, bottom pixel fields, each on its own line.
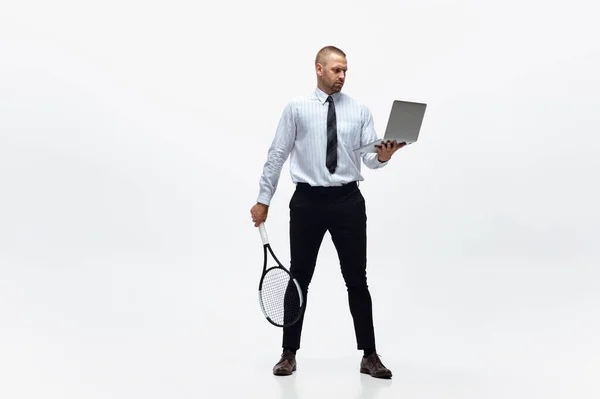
left=316, top=63, right=323, bottom=77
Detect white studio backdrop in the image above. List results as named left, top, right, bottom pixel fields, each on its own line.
left=1, top=1, right=598, bottom=398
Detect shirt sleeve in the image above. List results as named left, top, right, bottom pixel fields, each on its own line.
left=257, top=102, right=296, bottom=206
left=360, top=106, right=388, bottom=169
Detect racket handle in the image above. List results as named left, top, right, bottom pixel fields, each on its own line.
left=258, top=222, right=269, bottom=245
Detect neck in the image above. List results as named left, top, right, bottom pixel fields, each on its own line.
left=317, top=82, right=334, bottom=96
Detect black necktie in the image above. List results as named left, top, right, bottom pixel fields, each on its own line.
left=326, top=95, right=337, bottom=174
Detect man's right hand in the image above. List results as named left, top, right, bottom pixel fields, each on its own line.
left=250, top=202, right=269, bottom=227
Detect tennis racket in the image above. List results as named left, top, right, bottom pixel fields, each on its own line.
left=257, top=222, right=304, bottom=328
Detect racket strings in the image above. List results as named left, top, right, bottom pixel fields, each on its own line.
left=260, top=267, right=302, bottom=326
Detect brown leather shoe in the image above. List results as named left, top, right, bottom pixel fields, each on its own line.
left=360, top=353, right=392, bottom=378
left=273, top=349, right=296, bottom=376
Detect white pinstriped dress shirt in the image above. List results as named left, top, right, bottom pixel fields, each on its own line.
left=257, top=87, right=388, bottom=206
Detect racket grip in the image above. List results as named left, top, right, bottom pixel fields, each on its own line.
left=258, top=222, right=269, bottom=245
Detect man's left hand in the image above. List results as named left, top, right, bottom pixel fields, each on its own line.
left=375, top=140, right=406, bottom=162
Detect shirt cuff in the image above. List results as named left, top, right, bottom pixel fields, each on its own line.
left=256, top=194, right=272, bottom=206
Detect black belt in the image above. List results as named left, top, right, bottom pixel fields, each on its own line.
left=296, top=181, right=358, bottom=194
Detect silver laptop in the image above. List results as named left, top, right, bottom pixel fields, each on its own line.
left=354, top=100, right=427, bottom=153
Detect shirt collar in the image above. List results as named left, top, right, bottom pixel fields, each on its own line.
left=315, top=87, right=342, bottom=104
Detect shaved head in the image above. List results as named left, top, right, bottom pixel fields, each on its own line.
left=315, top=46, right=347, bottom=66
left=315, top=46, right=348, bottom=95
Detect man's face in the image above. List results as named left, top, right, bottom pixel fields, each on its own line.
left=317, top=53, right=347, bottom=93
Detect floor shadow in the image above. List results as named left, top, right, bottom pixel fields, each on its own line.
left=355, top=373, right=393, bottom=399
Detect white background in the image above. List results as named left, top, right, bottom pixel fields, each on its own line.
left=1, top=0, right=598, bottom=398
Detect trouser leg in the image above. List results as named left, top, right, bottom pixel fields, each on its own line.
left=282, top=187, right=327, bottom=350
left=328, top=187, right=376, bottom=350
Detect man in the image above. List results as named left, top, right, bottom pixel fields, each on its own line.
left=250, top=46, right=404, bottom=379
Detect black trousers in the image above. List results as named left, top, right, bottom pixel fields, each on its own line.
left=282, top=181, right=376, bottom=351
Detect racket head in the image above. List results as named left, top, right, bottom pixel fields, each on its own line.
left=258, top=265, right=304, bottom=328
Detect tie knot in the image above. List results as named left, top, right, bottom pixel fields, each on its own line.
left=326, top=95, right=333, bottom=103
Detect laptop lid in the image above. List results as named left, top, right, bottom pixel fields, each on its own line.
left=383, top=100, right=427, bottom=143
